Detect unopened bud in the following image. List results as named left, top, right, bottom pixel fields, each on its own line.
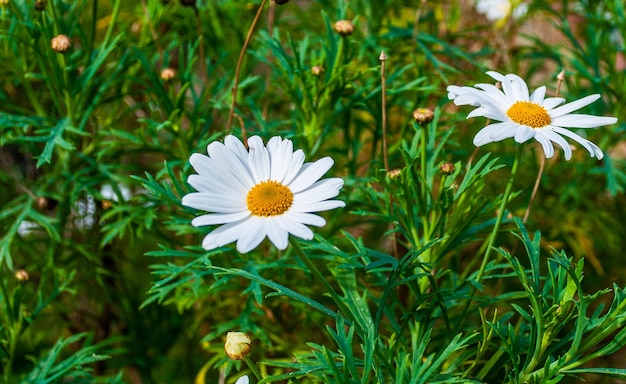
left=15, top=270, right=29, bottom=282
left=225, top=332, right=251, bottom=360
left=35, top=0, right=46, bottom=10
left=311, top=65, right=324, bottom=76
left=334, top=20, right=354, bottom=36
left=160, top=67, right=177, bottom=82
left=557, top=69, right=565, bottom=81
left=51, top=34, right=71, bottom=53
left=412, top=108, right=434, bottom=125
left=440, top=162, right=456, bottom=175
left=387, top=169, right=402, bottom=181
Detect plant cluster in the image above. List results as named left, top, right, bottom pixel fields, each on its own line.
left=0, top=0, right=625, bottom=383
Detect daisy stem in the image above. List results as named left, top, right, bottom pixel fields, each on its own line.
left=476, top=144, right=524, bottom=282
left=289, top=238, right=352, bottom=322
left=243, top=356, right=263, bottom=381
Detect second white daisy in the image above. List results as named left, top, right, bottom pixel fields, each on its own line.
left=447, top=71, right=618, bottom=160
left=182, top=135, right=345, bottom=253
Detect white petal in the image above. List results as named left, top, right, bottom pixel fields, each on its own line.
left=282, top=219, right=314, bottom=240
left=182, top=193, right=246, bottom=213
left=549, top=94, right=601, bottom=117
left=533, top=133, right=555, bottom=158
left=473, top=124, right=498, bottom=146
left=191, top=211, right=250, bottom=226
left=235, top=376, right=249, bottom=384
left=224, top=135, right=249, bottom=163
left=201, top=219, right=249, bottom=250
left=529, top=86, right=546, bottom=103
left=268, top=137, right=295, bottom=183
left=282, top=149, right=306, bottom=185
left=248, top=136, right=271, bottom=183
left=551, top=114, right=618, bottom=128
left=236, top=217, right=267, bottom=253
left=206, top=141, right=255, bottom=188
left=289, top=157, right=334, bottom=193
left=188, top=170, right=247, bottom=196
left=489, top=122, right=519, bottom=142
left=537, top=128, right=572, bottom=160
left=294, top=178, right=344, bottom=204
left=290, top=200, right=346, bottom=213
left=541, top=97, right=566, bottom=110
left=514, top=125, right=535, bottom=143
left=284, top=211, right=327, bottom=226
left=550, top=127, right=604, bottom=159
left=266, top=218, right=289, bottom=250
left=505, top=73, right=530, bottom=101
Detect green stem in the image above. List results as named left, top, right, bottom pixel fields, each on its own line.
left=475, top=144, right=524, bottom=282
left=243, top=356, right=263, bottom=381
left=289, top=237, right=352, bottom=321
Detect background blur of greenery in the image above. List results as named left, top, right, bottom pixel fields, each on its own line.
left=0, top=0, right=624, bottom=382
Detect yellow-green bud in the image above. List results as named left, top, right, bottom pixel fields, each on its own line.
left=51, top=34, right=71, bottom=53
left=412, top=108, right=434, bottom=125
left=225, top=332, right=251, bottom=360
left=334, top=20, right=354, bottom=36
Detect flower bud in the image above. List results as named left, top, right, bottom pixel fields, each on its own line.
left=15, top=269, right=29, bottom=282
left=440, top=162, right=455, bottom=175
left=334, top=20, right=354, bottom=36
left=160, top=67, right=177, bottom=82
left=51, top=34, right=71, bottom=53
left=311, top=65, right=324, bottom=77
left=387, top=168, right=402, bottom=181
left=225, top=332, right=251, bottom=360
left=412, top=108, right=434, bottom=125
left=35, top=0, right=46, bottom=10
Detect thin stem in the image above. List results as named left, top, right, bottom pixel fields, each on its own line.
left=476, top=144, right=525, bottom=282
left=226, top=0, right=268, bottom=132
left=380, top=51, right=389, bottom=170
left=243, top=356, right=263, bottom=381
left=289, top=237, right=353, bottom=321
left=523, top=155, right=544, bottom=222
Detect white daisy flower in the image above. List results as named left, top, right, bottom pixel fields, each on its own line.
left=182, top=135, right=345, bottom=253
left=475, top=0, right=527, bottom=22
left=447, top=71, right=618, bottom=160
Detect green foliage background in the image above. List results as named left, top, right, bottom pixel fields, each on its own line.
left=0, top=0, right=625, bottom=383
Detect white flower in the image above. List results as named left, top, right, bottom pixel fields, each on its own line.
left=475, top=0, right=527, bottom=22
left=235, top=376, right=249, bottom=384
left=447, top=71, right=618, bottom=160
left=182, top=135, right=345, bottom=253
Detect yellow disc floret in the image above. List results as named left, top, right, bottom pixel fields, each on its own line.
left=246, top=181, right=294, bottom=217
left=506, top=101, right=551, bottom=128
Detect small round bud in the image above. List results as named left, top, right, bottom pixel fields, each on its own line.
left=387, top=169, right=402, bottom=181
left=15, top=269, right=29, bottom=282
left=311, top=65, right=324, bottom=77
left=275, top=0, right=289, bottom=4
left=412, top=108, right=434, bottom=125
left=334, top=20, right=354, bottom=36
left=35, top=0, right=46, bottom=10
left=160, top=67, right=177, bottom=82
left=225, top=332, right=251, bottom=360
left=37, top=196, right=48, bottom=210
left=51, top=34, right=71, bottom=53
left=440, top=162, right=456, bottom=175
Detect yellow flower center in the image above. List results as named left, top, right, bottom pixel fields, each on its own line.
left=246, top=181, right=293, bottom=217
left=506, top=101, right=551, bottom=128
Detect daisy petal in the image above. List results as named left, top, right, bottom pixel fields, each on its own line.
left=538, top=128, right=572, bottom=160
left=191, top=211, right=250, bottom=226
left=514, top=125, right=535, bottom=143
left=289, top=157, right=334, bottom=193
left=551, top=114, right=618, bottom=128
left=533, top=132, right=555, bottom=158
left=549, top=94, right=601, bottom=117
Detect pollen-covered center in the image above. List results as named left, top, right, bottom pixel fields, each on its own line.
left=506, top=101, right=551, bottom=128
left=246, top=181, right=293, bottom=217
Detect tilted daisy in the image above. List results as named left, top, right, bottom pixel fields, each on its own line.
left=447, top=71, right=618, bottom=160
left=182, top=135, right=345, bottom=253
